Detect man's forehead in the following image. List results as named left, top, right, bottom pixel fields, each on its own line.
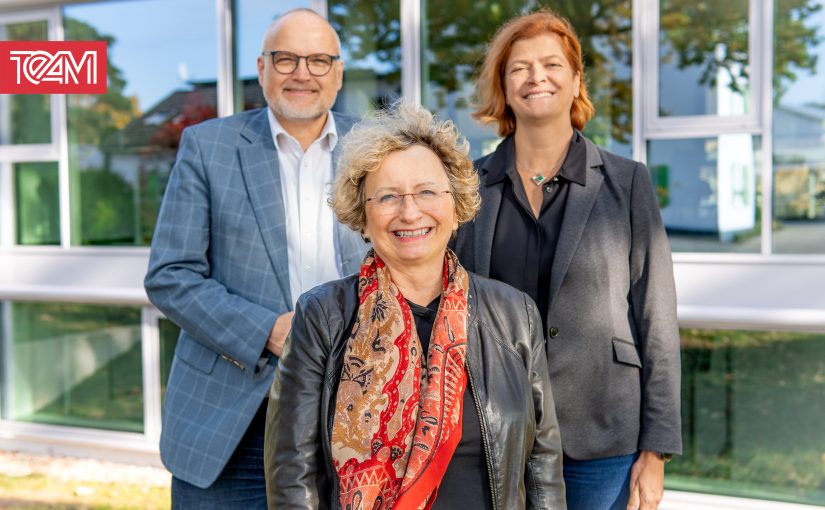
left=264, top=12, right=340, bottom=52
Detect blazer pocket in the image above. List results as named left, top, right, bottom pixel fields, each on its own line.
left=176, top=335, right=219, bottom=375
left=612, top=337, right=642, bottom=368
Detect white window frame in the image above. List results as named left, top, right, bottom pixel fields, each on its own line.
left=0, top=8, right=62, bottom=162
left=0, top=8, right=63, bottom=249
left=642, top=0, right=764, bottom=139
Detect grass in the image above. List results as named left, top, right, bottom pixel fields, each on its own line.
left=0, top=473, right=170, bottom=510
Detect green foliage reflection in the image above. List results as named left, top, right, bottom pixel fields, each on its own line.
left=675, top=329, right=825, bottom=505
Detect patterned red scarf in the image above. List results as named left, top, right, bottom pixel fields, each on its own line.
left=331, top=248, right=470, bottom=510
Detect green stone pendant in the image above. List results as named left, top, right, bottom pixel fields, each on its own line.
left=530, top=174, right=546, bottom=186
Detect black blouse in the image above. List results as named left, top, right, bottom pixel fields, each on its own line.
left=488, top=131, right=587, bottom=330
left=407, top=297, right=492, bottom=509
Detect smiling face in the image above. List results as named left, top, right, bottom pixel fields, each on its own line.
left=257, top=11, right=343, bottom=125
left=362, top=145, right=458, bottom=275
left=504, top=33, right=580, bottom=127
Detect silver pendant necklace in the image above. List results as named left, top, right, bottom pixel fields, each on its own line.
left=529, top=174, right=547, bottom=186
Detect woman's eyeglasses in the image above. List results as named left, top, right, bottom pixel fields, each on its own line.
left=366, top=190, right=452, bottom=214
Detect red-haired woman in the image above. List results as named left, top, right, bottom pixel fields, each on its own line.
left=454, top=10, right=681, bottom=510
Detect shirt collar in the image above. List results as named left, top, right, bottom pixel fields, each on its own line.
left=266, top=107, right=338, bottom=152
left=486, top=130, right=587, bottom=187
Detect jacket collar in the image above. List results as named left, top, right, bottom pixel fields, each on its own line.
left=482, top=131, right=587, bottom=187
left=238, top=108, right=365, bottom=307
left=472, top=132, right=605, bottom=313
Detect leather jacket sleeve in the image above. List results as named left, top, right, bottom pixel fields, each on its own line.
left=264, top=293, right=329, bottom=509
left=524, top=295, right=567, bottom=509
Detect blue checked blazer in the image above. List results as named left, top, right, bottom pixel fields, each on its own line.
left=144, top=107, right=365, bottom=488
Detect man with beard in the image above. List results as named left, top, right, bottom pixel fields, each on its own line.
left=145, top=9, right=365, bottom=508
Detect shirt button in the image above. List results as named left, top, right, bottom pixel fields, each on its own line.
left=549, top=326, right=559, bottom=338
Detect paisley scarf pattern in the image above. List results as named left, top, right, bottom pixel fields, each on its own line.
left=331, top=248, right=470, bottom=510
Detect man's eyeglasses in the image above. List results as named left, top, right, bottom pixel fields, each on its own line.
left=262, top=51, right=340, bottom=76
left=365, top=190, right=452, bottom=214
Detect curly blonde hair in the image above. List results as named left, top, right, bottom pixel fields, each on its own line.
left=331, top=101, right=481, bottom=233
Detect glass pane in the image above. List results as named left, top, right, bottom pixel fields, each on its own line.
left=772, top=0, right=825, bottom=254
left=659, top=0, right=750, bottom=117
left=674, top=328, right=825, bottom=506
left=0, top=20, right=51, bottom=145
left=330, top=1, right=402, bottom=116
left=5, top=302, right=143, bottom=433
left=14, top=162, right=60, bottom=246
left=64, top=0, right=218, bottom=246
left=648, top=136, right=761, bottom=253
left=159, top=318, right=180, bottom=402
left=234, top=0, right=310, bottom=111
left=423, top=1, right=632, bottom=159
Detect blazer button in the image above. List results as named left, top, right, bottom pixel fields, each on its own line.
left=549, top=327, right=559, bottom=338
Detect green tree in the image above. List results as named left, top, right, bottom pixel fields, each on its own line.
left=330, top=0, right=822, bottom=145
left=64, top=17, right=139, bottom=146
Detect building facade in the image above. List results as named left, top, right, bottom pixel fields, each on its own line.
left=1, top=0, right=824, bottom=508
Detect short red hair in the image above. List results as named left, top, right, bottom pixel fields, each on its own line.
left=473, top=10, right=595, bottom=136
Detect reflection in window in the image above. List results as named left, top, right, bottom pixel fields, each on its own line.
left=675, top=328, right=825, bottom=506
left=3, top=302, right=143, bottom=433
left=0, top=20, right=51, bottom=145
left=773, top=0, right=825, bottom=254
left=234, top=0, right=310, bottom=112
left=159, top=319, right=181, bottom=402
left=64, top=0, right=218, bottom=246
left=659, top=0, right=750, bottom=117
left=14, top=162, right=60, bottom=246
left=330, top=1, right=401, bottom=116
left=423, top=1, right=632, bottom=159
left=648, top=136, right=761, bottom=253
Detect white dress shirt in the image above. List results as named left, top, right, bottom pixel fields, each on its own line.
left=267, top=108, right=342, bottom=305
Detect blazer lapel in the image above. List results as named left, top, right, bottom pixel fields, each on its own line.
left=547, top=137, right=604, bottom=309
left=474, top=180, right=503, bottom=276
left=238, top=108, right=293, bottom=306
left=472, top=137, right=514, bottom=276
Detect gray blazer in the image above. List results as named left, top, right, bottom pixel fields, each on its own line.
left=454, top=134, right=682, bottom=459
left=144, top=108, right=366, bottom=488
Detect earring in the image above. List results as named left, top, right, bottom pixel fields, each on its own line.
left=361, top=233, right=371, bottom=243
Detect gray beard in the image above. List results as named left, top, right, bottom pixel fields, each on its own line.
left=268, top=96, right=329, bottom=122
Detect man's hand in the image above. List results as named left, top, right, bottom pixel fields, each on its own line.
left=627, top=450, right=665, bottom=510
left=266, top=311, right=295, bottom=357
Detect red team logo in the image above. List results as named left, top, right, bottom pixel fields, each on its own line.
left=0, top=41, right=107, bottom=94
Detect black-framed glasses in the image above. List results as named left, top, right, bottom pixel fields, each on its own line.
left=365, top=190, right=452, bottom=214
left=262, top=51, right=340, bottom=76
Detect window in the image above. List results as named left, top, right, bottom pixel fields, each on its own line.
left=772, top=0, right=825, bottom=254
left=648, top=136, right=761, bottom=252
left=674, top=327, right=825, bottom=506
left=63, top=0, right=218, bottom=246
left=658, top=0, right=751, bottom=118
left=329, top=0, right=402, bottom=116
left=2, top=302, right=143, bottom=433
left=0, top=19, right=52, bottom=146
left=14, top=162, right=60, bottom=245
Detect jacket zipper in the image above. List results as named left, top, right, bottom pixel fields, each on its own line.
left=467, top=364, right=499, bottom=510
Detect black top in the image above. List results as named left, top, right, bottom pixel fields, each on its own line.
left=488, top=132, right=587, bottom=331
left=407, top=297, right=492, bottom=509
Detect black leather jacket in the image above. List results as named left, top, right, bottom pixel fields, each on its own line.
left=264, top=272, right=566, bottom=510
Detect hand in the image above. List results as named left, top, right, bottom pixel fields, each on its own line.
left=266, top=311, right=295, bottom=357
left=627, top=450, right=665, bottom=510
